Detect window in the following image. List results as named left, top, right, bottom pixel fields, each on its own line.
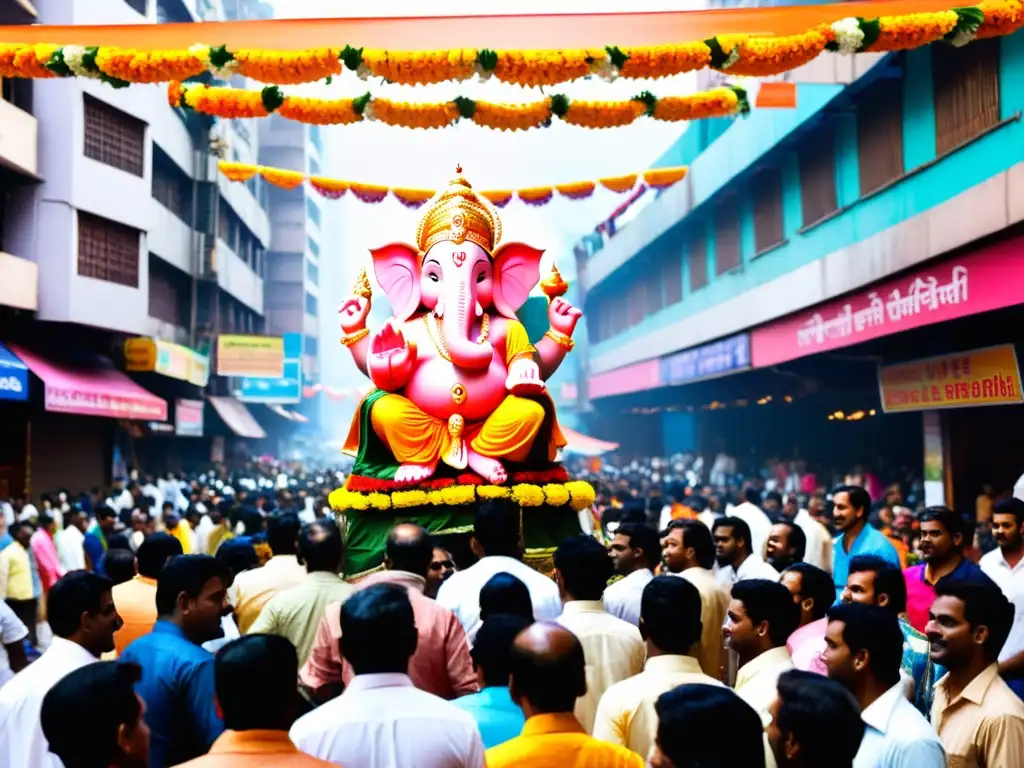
left=662, top=249, right=683, bottom=306
left=307, top=261, right=319, bottom=286
left=858, top=79, right=905, bottom=197
left=307, top=235, right=320, bottom=258
left=688, top=231, right=708, bottom=291
left=933, top=39, right=1000, bottom=155
left=78, top=212, right=140, bottom=287
left=715, top=198, right=741, bottom=274
left=83, top=95, right=145, bottom=177
left=152, top=146, right=192, bottom=224
left=799, top=132, right=838, bottom=227
left=148, top=254, right=190, bottom=326
left=753, top=167, right=784, bottom=253
left=306, top=196, right=321, bottom=228
left=305, top=292, right=318, bottom=316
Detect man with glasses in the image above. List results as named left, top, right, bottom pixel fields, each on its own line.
left=426, top=546, right=456, bottom=600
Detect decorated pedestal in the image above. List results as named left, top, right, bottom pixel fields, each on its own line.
left=331, top=167, right=593, bottom=576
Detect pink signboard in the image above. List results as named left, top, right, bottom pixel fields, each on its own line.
left=589, top=359, right=662, bottom=399
left=8, top=345, right=168, bottom=421
left=751, top=241, right=1024, bottom=368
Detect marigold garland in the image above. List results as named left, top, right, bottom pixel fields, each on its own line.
left=172, top=82, right=749, bottom=131
left=218, top=160, right=689, bottom=207
left=330, top=479, right=596, bottom=511
left=3, top=5, right=1021, bottom=88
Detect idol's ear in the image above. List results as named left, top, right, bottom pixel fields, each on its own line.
left=492, top=243, right=544, bottom=319
left=370, top=243, right=421, bottom=322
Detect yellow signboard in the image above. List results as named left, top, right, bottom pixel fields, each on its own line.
left=879, top=344, right=1024, bottom=413
left=125, top=339, right=210, bottom=388
left=217, top=335, right=285, bottom=378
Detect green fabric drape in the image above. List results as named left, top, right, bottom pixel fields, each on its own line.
left=351, top=389, right=399, bottom=479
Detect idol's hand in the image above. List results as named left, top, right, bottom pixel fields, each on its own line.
left=338, top=295, right=371, bottom=334
left=548, top=297, right=582, bottom=337
left=506, top=358, right=546, bottom=397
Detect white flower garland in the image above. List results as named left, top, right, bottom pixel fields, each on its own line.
left=189, top=43, right=238, bottom=81
left=720, top=45, right=741, bottom=70
left=588, top=54, right=620, bottom=83
left=831, top=17, right=865, bottom=54
left=61, top=45, right=101, bottom=79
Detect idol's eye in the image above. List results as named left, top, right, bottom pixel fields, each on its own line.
left=476, top=272, right=486, bottom=283
left=428, top=273, right=440, bottom=283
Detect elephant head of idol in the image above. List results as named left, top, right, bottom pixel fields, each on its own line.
left=369, top=170, right=544, bottom=371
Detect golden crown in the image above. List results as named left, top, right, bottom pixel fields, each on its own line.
left=415, top=166, right=502, bottom=255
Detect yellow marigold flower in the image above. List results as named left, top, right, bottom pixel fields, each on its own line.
left=427, top=490, right=446, bottom=506
left=725, top=29, right=829, bottom=77
left=598, top=174, right=638, bottom=193
left=371, top=98, right=459, bottom=130
left=472, top=100, right=552, bottom=132
left=392, top=490, right=429, bottom=508
left=643, top=166, right=689, bottom=188
left=441, top=486, right=477, bottom=506
left=543, top=484, right=571, bottom=507
left=512, top=484, right=546, bottom=507
left=279, top=96, right=363, bottom=125
left=565, top=481, right=597, bottom=511
left=554, top=181, right=596, bottom=200
left=0, top=44, right=27, bottom=77
left=218, top=161, right=259, bottom=182
left=562, top=99, right=645, bottom=129
left=363, top=48, right=476, bottom=85
left=234, top=48, right=341, bottom=84
left=95, top=47, right=205, bottom=83
left=618, top=42, right=711, bottom=79
left=865, top=11, right=959, bottom=51
left=477, top=486, right=511, bottom=500
left=977, top=0, right=1024, bottom=38
left=260, top=167, right=305, bottom=190
left=492, top=48, right=598, bottom=87
left=367, top=492, right=392, bottom=510
left=11, top=44, right=58, bottom=78
left=652, top=89, right=739, bottom=122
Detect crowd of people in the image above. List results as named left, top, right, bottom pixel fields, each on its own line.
left=0, top=463, right=1022, bottom=767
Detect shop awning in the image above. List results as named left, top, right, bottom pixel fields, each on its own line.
left=268, top=404, right=309, bottom=423
left=560, top=426, right=619, bottom=457
left=0, top=343, right=28, bottom=402
left=9, top=344, right=167, bottom=420
left=208, top=396, right=266, bottom=439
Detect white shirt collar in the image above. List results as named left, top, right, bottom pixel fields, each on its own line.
left=860, top=682, right=905, bottom=734
left=736, top=646, right=792, bottom=688
left=561, top=600, right=606, bottom=615
left=344, top=672, right=414, bottom=694
left=46, top=636, right=99, bottom=665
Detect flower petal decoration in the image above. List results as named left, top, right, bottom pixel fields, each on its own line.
left=618, top=41, right=712, bottom=79
left=234, top=47, right=341, bottom=84
left=350, top=182, right=390, bottom=203
left=218, top=161, right=259, bottom=182
left=279, top=95, right=363, bottom=125
left=517, top=186, right=555, bottom=206
left=260, top=167, right=305, bottom=190
left=976, top=0, right=1024, bottom=38
left=864, top=10, right=959, bottom=50
left=309, top=176, right=349, bottom=200
left=471, top=99, right=553, bottom=131
left=95, top=47, right=206, bottom=83
left=370, top=97, right=460, bottom=130
left=563, top=98, right=646, bottom=128
left=723, top=28, right=830, bottom=77
left=481, top=190, right=514, bottom=208
left=362, top=47, right=478, bottom=85
left=555, top=180, right=596, bottom=200
left=599, top=173, right=639, bottom=193
left=391, top=187, right=436, bottom=209
left=643, top=167, right=689, bottom=188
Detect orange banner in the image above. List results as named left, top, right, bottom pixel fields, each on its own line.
left=879, top=345, right=1024, bottom=413
left=0, top=1, right=973, bottom=49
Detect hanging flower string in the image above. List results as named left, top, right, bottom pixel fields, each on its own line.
left=170, top=82, right=751, bottom=130
left=1, top=3, right=1020, bottom=87
left=217, top=160, right=689, bottom=207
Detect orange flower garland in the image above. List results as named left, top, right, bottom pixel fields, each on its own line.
left=179, top=83, right=270, bottom=118
left=724, top=28, right=830, bottom=77
left=470, top=100, right=553, bottom=132
left=490, top=49, right=601, bottom=87
left=391, top=188, right=435, bottom=208
left=219, top=162, right=259, bottom=182
left=599, top=174, right=639, bottom=193
left=349, top=183, right=390, bottom=203
left=234, top=47, right=341, bottom=84
left=369, top=98, right=460, bottom=130
left=518, top=187, right=555, bottom=206
left=864, top=11, right=960, bottom=50
left=652, top=88, right=741, bottom=122
left=562, top=99, right=646, bottom=129
left=481, top=190, right=514, bottom=207
left=975, top=0, right=1024, bottom=37
left=5, top=44, right=58, bottom=78
left=554, top=181, right=597, bottom=200
left=279, top=95, right=362, bottom=125
left=94, top=47, right=205, bottom=83
left=309, top=177, right=349, bottom=199
left=618, top=42, right=712, bottom=79
left=260, top=167, right=304, bottom=189
left=643, top=167, right=690, bottom=188
left=361, top=48, right=477, bottom=85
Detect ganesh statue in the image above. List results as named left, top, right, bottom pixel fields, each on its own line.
left=336, top=169, right=583, bottom=492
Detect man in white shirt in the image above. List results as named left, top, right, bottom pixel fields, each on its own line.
left=437, top=500, right=561, bottom=645
left=789, top=494, right=833, bottom=573
left=730, top=488, right=774, bottom=559
left=553, top=535, right=645, bottom=733
left=290, top=582, right=484, bottom=768
left=604, top=522, right=659, bottom=626
left=0, top=600, right=28, bottom=688
left=0, top=571, right=123, bottom=767
left=54, top=508, right=88, bottom=573
left=822, top=601, right=946, bottom=767
left=981, top=497, right=1024, bottom=691
left=713, top=516, right=780, bottom=592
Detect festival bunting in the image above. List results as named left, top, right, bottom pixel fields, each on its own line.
left=172, top=82, right=750, bottom=130
left=218, top=161, right=689, bottom=207
left=0, top=3, right=1017, bottom=87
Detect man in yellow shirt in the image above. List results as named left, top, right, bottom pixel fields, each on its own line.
left=486, top=622, right=644, bottom=768
left=593, top=576, right=724, bottom=759
left=0, top=522, right=37, bottom=645
left=232, top=513, right=305, bottom=633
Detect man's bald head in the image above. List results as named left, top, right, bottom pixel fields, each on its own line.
left=385, top=523, right=433, bottom=576
left=509, top=622, right=586, bottom=715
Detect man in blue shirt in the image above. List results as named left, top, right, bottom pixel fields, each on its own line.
left=120, top=554, right=231, bottom=768
left=84, top=506, right=117, bottom=577
left=831, top=485, right=901, bottom=601
left=452, top=613, right=530, bottom=748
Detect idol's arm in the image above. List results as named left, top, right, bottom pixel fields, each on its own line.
left=536, top=335, right=572, bottom=380
left=344, top=335, right=370, bottom=377
left=536, top=297, right=583, bottom=380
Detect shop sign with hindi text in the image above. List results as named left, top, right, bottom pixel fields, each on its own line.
left=751, top=242, right=1024, bottom=367
left=216, top=335, right=285, bottom=378
left=878, top=345, right=1024, bottom=413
